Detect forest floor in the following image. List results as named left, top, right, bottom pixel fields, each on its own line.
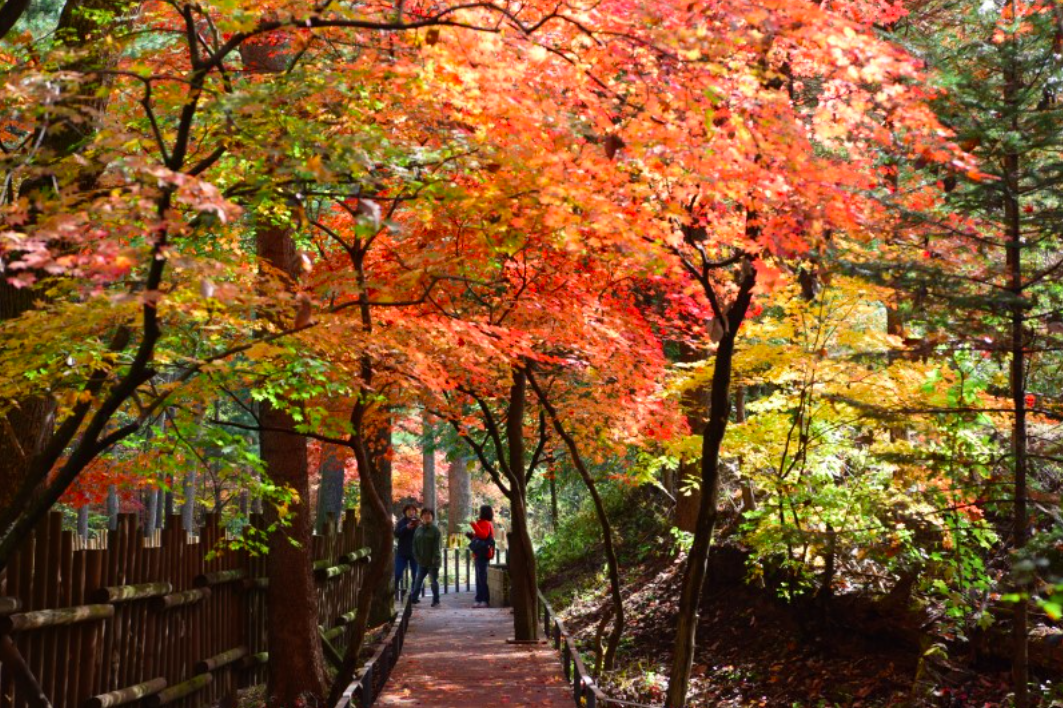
left=545, top=549, right=1032, bottom=707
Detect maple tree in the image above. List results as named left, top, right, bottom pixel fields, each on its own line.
left=4, top=0, right=1052, bottom=705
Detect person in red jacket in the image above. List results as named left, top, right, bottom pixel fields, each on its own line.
left=466, top=505, right=495, bottom=608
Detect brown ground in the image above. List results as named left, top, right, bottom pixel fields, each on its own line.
left=551, top=551, right=1023, bottom=707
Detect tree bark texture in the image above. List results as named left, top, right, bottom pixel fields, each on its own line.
left=446, top=456, right=471, bottom=537
left=505, top=369, right=539, bottom=641
left=666, top=261, right=756, bottom=708
left=364, top=414, right=395, bottom=627
left=257, top=222, right=330, bottom=704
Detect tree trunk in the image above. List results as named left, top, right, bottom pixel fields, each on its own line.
left=315, top=443, right=346, bottom=534
left=422, top=411, right=436, bottom=512
left=106, top=485, right=118, bottom=531
left=260, top=405, right=330, bottom=704
left=666, top=261, right=755, bottom=708
left=257, top=222, right=329, bottom=705
left=154, top=482, right=165, bottom=529
left=76, top=506, right=89, bottom=540
left=1003, top=54, right=1029, bottom=705
left=181, top=472, right=197, bottom=533
left=447, top=456, right=471, bottom=537
left=365, top=414, right=395, bottom=627
left=143, top=489, right=157, bottom=537
left=506, top=369, right=539, bottom=641
left=549, top=470, right=559, bottom=530
left=675, top=341, right=708, bottom=533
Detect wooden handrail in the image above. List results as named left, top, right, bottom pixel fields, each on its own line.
left=334, top=590, right=416, bottom=708
left=536, top=589, right=660, bottom=708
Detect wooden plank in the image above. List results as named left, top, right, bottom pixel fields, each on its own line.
left=78, top=550, right=104, bottom=703
left=52, top=528, right=74, bottom=707
left=84, top=678, right=167, bottom=708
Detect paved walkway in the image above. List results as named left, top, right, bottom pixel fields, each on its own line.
left=376, top=592, right=573, bottom=707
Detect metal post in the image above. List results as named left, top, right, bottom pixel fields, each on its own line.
left=443, top=548, right=449, bottom=594
left=465, top=549, right=471, bottom=592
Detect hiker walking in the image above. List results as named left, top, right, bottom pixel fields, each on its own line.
left=394, top=504, right=419, bottom=597
left=411, top=508, right=442, bottom=606
left=466, top=505, right=495, bottom=608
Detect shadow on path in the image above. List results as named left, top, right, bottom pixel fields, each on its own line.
left=376, top=592, right=571, bottom=707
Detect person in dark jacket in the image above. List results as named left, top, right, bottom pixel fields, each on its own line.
left=393, top=504, right=419, bottom=597
left=411, top=508, right=442, bottom=606
left=466, top=505, right=494, bottom=608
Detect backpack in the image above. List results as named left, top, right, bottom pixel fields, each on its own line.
left=469, top=531, right=496, bottom=560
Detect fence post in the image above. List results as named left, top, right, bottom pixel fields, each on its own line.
left=360, top=665, right=374, bottom=708
left=443, top=548, right=448, bottom=594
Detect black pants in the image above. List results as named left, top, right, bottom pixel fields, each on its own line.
left=474, top=555, right=490, bottom=604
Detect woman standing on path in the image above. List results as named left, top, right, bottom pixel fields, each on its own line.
left=467, top=505, right=495, bottom=608
left=411, top=508, right=442, bottom=606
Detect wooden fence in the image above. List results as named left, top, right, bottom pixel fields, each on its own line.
left=0, top=510, right=370, bottom=708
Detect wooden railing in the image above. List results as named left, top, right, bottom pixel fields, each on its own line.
left=0, top=511, right=370, bottom=708
left=396, top=547, right=508, bottom=598
left=334, top=591, right=415, bottom=708
left=537, top=589, right=659, bottom=708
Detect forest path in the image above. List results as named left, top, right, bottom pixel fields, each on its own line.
left=375, top=592, right=572, bottom=707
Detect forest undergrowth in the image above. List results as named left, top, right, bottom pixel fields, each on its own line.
left=540, top=486, right=1061, bottom=707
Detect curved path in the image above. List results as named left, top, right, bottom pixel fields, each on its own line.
left=376, top=592, right=572, bottom=707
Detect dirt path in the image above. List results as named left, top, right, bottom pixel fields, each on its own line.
left=376, top=591, right=573, bottom=707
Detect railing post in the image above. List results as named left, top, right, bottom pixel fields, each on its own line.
left=443, top=548, right=449, bottom=594
left=587, top=689, right=596, bottom=708
left=573, top=672, right=581, bottom=703
left=465, top=549, right=471, bottom=592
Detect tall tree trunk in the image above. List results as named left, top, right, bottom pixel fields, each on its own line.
left=260, top=405, right=329, bottom=704
left=666, top=261, right=755, bottom=708
left=422, top=411, right=436, bottom=512
left=506, top=369, right=539, bottom=641
left=181, top=472, right=197, bottom=533
left=549, top=470, right=559, bottom=530
left=76, top=506, right=89, bottom=540
left=315, top=443, right=346, bottom=534
left=106, top=485, right=118, bottom=531
left=447, top=456, right=471, bottom=537
left=257, top=222, right=330, bottom=704
left=143, top=488, right=157, bottom=537
left=674, top=341, right=708, bottom=533
left=365, top=414, right=395, bottom=627
left=1004, top=49, right=1029, bottom=706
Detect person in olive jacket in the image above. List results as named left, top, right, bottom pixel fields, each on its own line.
left=411, top=508, right=442, bottom=606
